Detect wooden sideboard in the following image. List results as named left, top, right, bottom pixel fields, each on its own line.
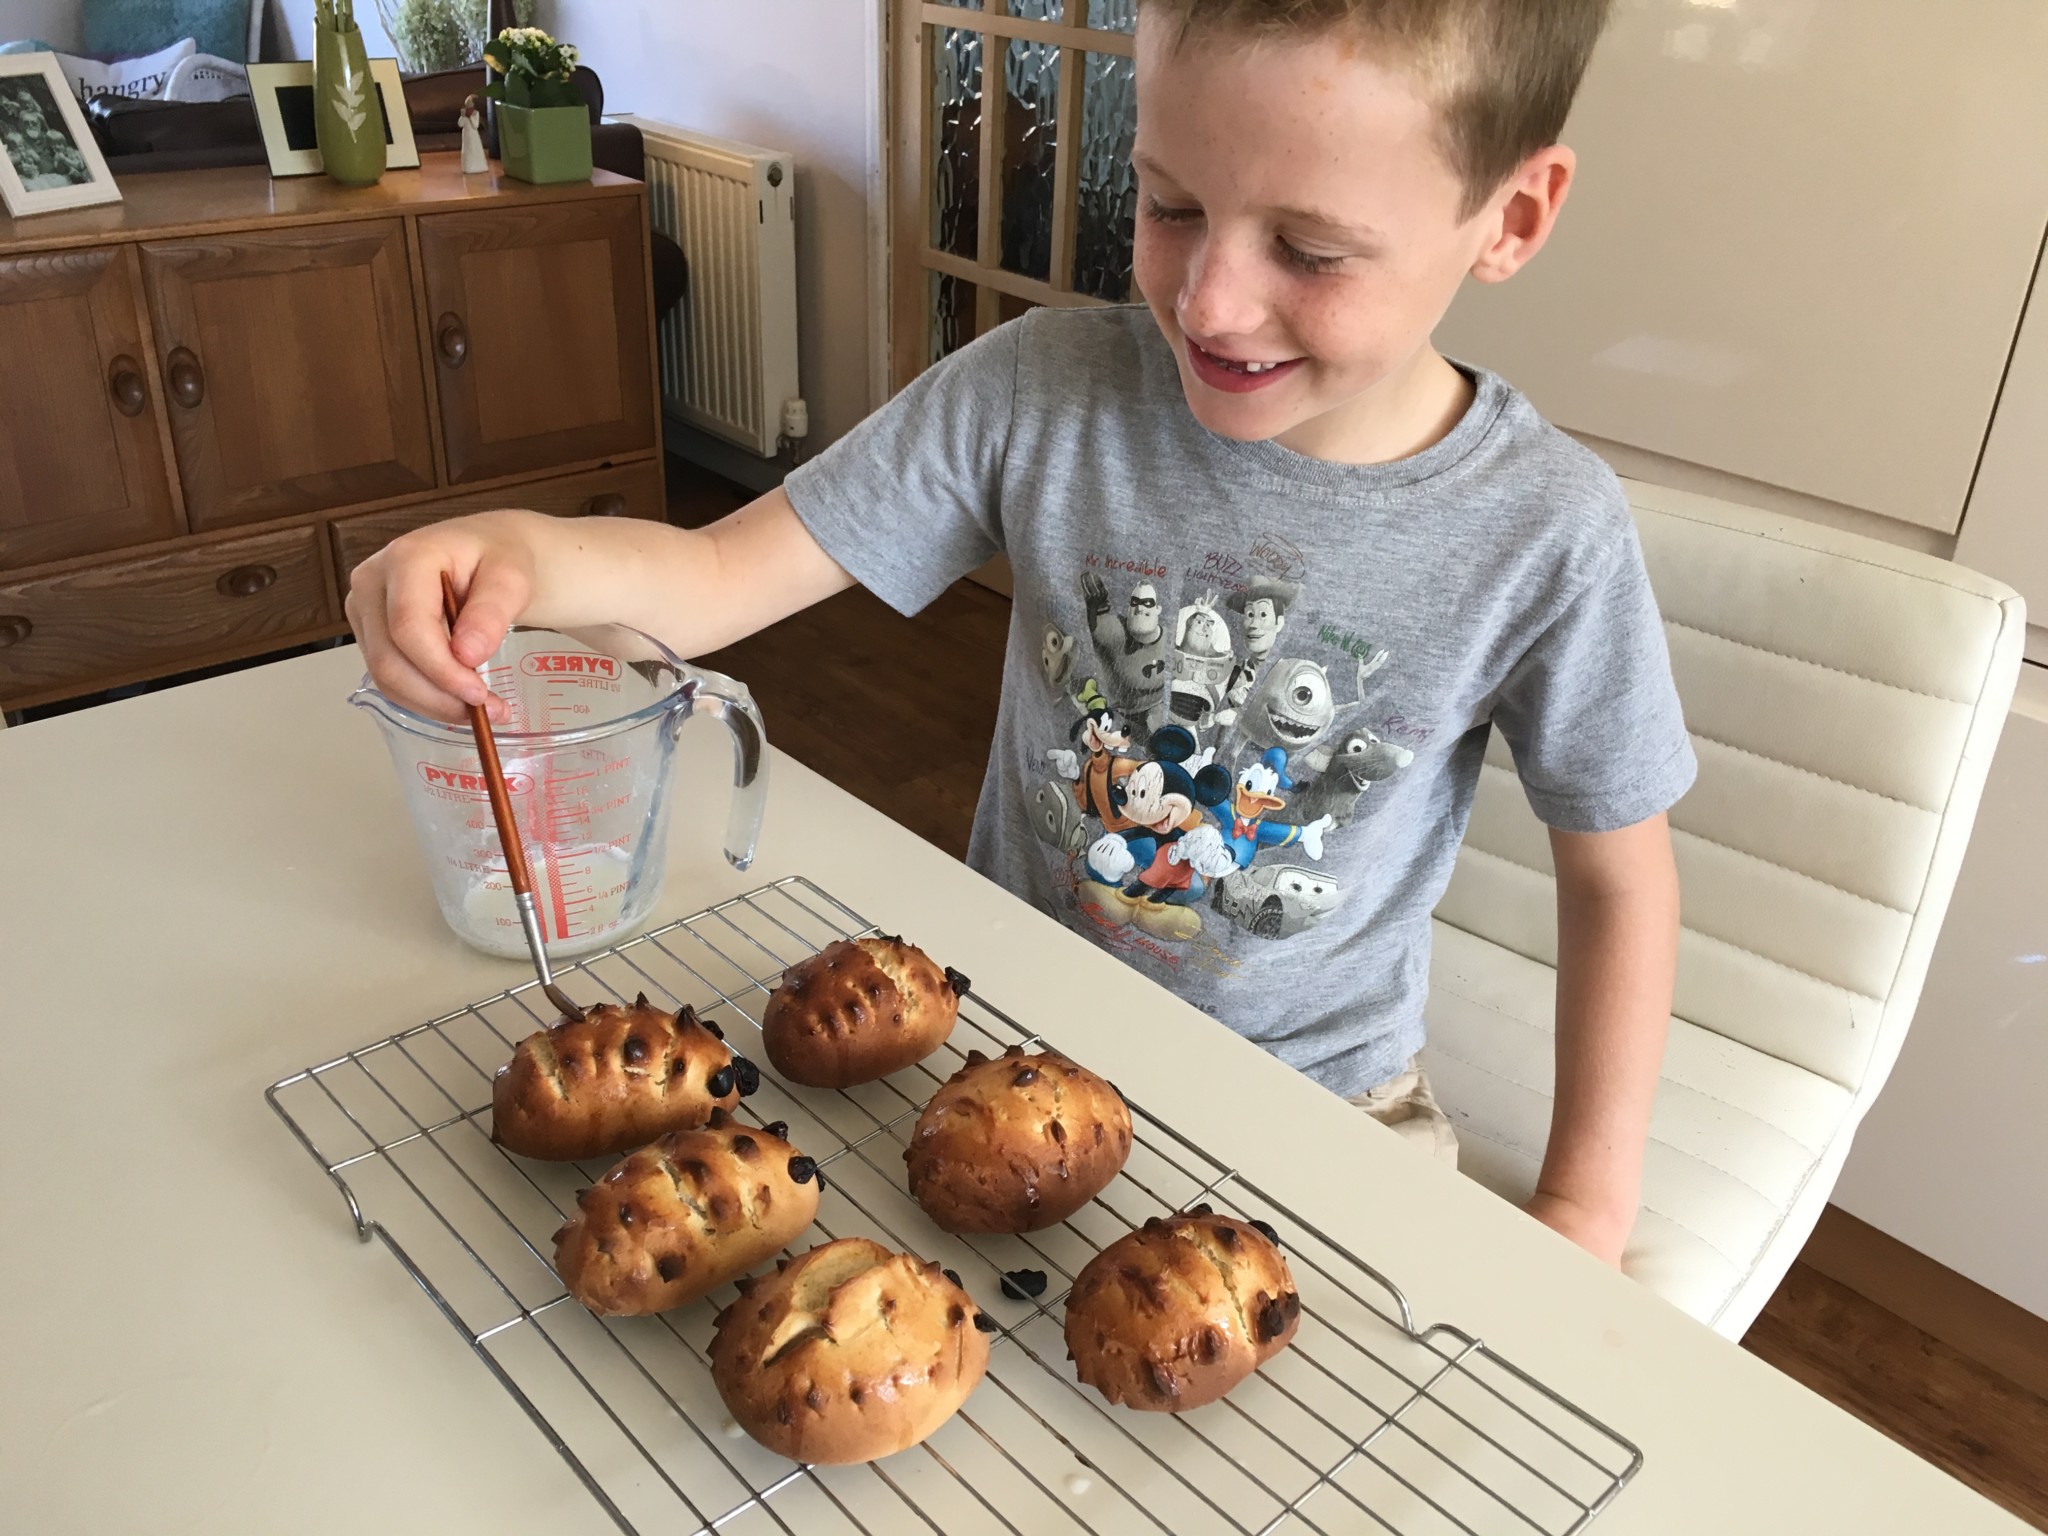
left=0, top=155, right=665, bottom=711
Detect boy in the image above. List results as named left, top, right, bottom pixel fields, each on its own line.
left=349, top=0, right=1690, bottom=1269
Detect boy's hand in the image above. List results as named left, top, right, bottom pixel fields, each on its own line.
left=1524, top=1191, right=1631, bottom=1268
left=346, top=511, right=544, bottom=724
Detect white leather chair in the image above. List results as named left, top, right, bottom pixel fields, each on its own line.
left=1424, top=482, right=2024, bottom=1338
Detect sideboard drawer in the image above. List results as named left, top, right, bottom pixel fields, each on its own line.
left=0, top=526, right=332, bottom=703
left=329, top=459, right=665, bottom=582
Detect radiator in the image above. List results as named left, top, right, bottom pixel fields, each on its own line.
left=612, top=115, right=800, bottom=459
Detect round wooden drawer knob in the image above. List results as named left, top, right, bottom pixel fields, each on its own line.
left=437, top=314, right=469, bottom=368
left=584, top=492, right=628, bottom=518
left=108, top=356, right=148, bottom=418
left=217, top=564, right=278, bottom=599
left=166, top=347, right=205, bottom=409
left=0, top=615, right=31, bottom=649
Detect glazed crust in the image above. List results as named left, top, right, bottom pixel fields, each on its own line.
left=760, top=937, right=966, bottom=1089
left=710, top=1237, right=991, bottom=1464
left=552, top=1111, right=821, bottom=1316
left=1063, top=1208, right=1301, bottom=1412
left=492, top=996, right=744, bottom=1161
left=905, top=1046, right=1133, bottom=1232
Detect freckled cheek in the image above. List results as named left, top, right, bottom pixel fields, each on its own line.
left=1132, top=221, right=1191, bottom=307
left=1283, top=284, right=1397, bottom=373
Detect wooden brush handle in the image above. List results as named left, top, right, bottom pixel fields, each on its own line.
left=440, top=572, right=535, bottom=897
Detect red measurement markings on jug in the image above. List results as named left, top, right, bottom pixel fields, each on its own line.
left=417, top=763, right=536, bottom=799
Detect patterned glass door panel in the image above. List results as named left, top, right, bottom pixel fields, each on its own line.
left=894, top=0, right=1138, bottom=379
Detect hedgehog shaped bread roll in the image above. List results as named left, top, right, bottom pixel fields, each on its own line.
left=906, top=1045, right=1132, bottom=1232
left=1063, top=1205, right=1301, bottom=1412
left=492, top=994, right=761, bottom=1161
left=710, top=1237, right=992, bottom=1463
left=552, top=1112, right=821, bottom=1316
left=761, top=935, right=968, bottom=1089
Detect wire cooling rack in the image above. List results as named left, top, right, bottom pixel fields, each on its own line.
left=268, top=876, right=1641, bottom=1536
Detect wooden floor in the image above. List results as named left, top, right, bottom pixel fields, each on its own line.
left=673, top=460, right=2048, bottom=1530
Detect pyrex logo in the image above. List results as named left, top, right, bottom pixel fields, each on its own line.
left=520, top=652, right=619, bottom=680
left=418, top=763, right=535, bottom=797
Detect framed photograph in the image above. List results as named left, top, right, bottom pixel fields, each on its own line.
left=248, top=59, right=420, bottom=179
left=0, top=54, right=122, bottom=218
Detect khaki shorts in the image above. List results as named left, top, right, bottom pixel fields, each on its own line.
left=1347, top=1055, right=1459, bottom=1168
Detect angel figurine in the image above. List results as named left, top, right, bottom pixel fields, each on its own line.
left=458, top=94, right=488, bottom=174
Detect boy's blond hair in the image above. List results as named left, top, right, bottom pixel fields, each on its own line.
left=1143, top=0, right=1613, bottom=217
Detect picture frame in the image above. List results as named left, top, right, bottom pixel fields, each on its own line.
left=0, top=53, right=122, bottom=218
left=248, top=59, right=420, bottom=179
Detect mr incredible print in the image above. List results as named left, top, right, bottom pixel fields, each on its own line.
left=1033, top=542, right=1415, bottom=955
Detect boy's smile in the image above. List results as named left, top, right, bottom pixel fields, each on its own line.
left=1131, top=15, right=1573, bottom=465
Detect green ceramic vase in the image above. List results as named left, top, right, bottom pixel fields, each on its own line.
left=498, top=103, right=593, bottom=185
left=313, top=23, right=385, bottom=187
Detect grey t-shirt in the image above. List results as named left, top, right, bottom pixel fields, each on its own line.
left=785, top=306, right=1694, bottom=1096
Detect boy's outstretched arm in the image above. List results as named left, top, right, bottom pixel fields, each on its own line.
left=347, top=487, right=855, bottom=724
left=1529, top=815, right=1680, bottom=1266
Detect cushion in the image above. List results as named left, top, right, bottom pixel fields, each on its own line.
left=0, top=41, right=57, bottom=54
left=48, top=39, right=194, bottom=105
left=1422, top=920, right=1856, bottom=1333
left=84, top=0, right=253, bottom=65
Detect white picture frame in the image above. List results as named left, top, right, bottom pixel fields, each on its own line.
left=0, top=54, right=123, bottom=219
left=248, top=59, right=420, bottom=179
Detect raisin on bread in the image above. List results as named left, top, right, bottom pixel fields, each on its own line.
left=906, top=1045, right=1132, bottom=1232
left=493, top=995, right=753, bottom=1161
left=552, top=1111, right=820, bottom=1316
left=1063, top=1206, right=1301, bottom=1412
left=760, top=936, right=967, bottom=1089
left=710, top=1237, right=991, bottom=1463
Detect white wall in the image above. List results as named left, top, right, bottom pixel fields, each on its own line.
left=266, top=0, right=400, bottom=62
left=2, top=0, right=84, bottom=49
left=540, top=0, right=882, bottom=449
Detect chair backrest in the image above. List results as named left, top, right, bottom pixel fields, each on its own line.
left=1437, top=482, right=2024, bottom=1094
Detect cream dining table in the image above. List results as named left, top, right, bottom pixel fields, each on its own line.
left=0, top=642, right=2026, bottom=1535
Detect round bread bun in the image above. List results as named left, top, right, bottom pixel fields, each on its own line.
left=905, top=1045, right=1133, bottom=1232
left=552, top=1111, right=821, bottom=1316
left=760, top=936, right=968, bottom=1088
left=1063, top=1205, right=1301, bottom=1412
left=493, top=995, right=753, bottom=1161
left=710, top=1237, right=991, bottom=1463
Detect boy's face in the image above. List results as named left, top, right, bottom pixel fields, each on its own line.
left=1132, top=20, right=1560, bottom=456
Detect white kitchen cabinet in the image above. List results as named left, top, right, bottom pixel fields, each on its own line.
left=1435, top=0, right=2048, bottom=533
left=1956, top=231, right=2048, bottom=618
left=1831, top=684, right=2048, bottom=1318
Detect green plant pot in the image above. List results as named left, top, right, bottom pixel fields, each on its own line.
left=313, top=23, right=385, bottom=187
left=498, top=103, right=592, bottom=185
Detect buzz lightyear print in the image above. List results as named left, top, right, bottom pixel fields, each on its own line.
left=1030, top=552, right=1416, bottom=950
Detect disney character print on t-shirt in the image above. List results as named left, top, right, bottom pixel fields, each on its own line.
left=1029, top=538, right=1416, bottom=957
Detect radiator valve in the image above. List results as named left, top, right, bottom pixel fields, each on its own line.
left=778, top=397, right=810, bottom=466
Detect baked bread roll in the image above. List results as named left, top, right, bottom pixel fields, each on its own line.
left=493, top=994, right=758, bottom=1161
left=760, top=936, right=968, bottom=1089
left=906, top=1045, right=1132, bottom=1232
left=552, top=1111, right=821, bottom=1316
left=1063, top=1206, right=1301, bottom=1412
left=710, top=1237, right=991, bottom=1463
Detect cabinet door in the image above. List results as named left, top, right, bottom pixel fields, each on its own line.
left=417, top=196, right=656, bottom=483
left=0, top=246, right=178, bottom=569
left=1955, top=233, right=2048, bottom=630
left=1433, top=0, right=2048, bottom=532
left=141, top=219, right=436, bottom=531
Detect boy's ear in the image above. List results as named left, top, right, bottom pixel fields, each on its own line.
left=1469, top=144, right=1576, bottom=285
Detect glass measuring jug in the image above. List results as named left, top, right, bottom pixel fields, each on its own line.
left=351, top=623, right=767, bottom=959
